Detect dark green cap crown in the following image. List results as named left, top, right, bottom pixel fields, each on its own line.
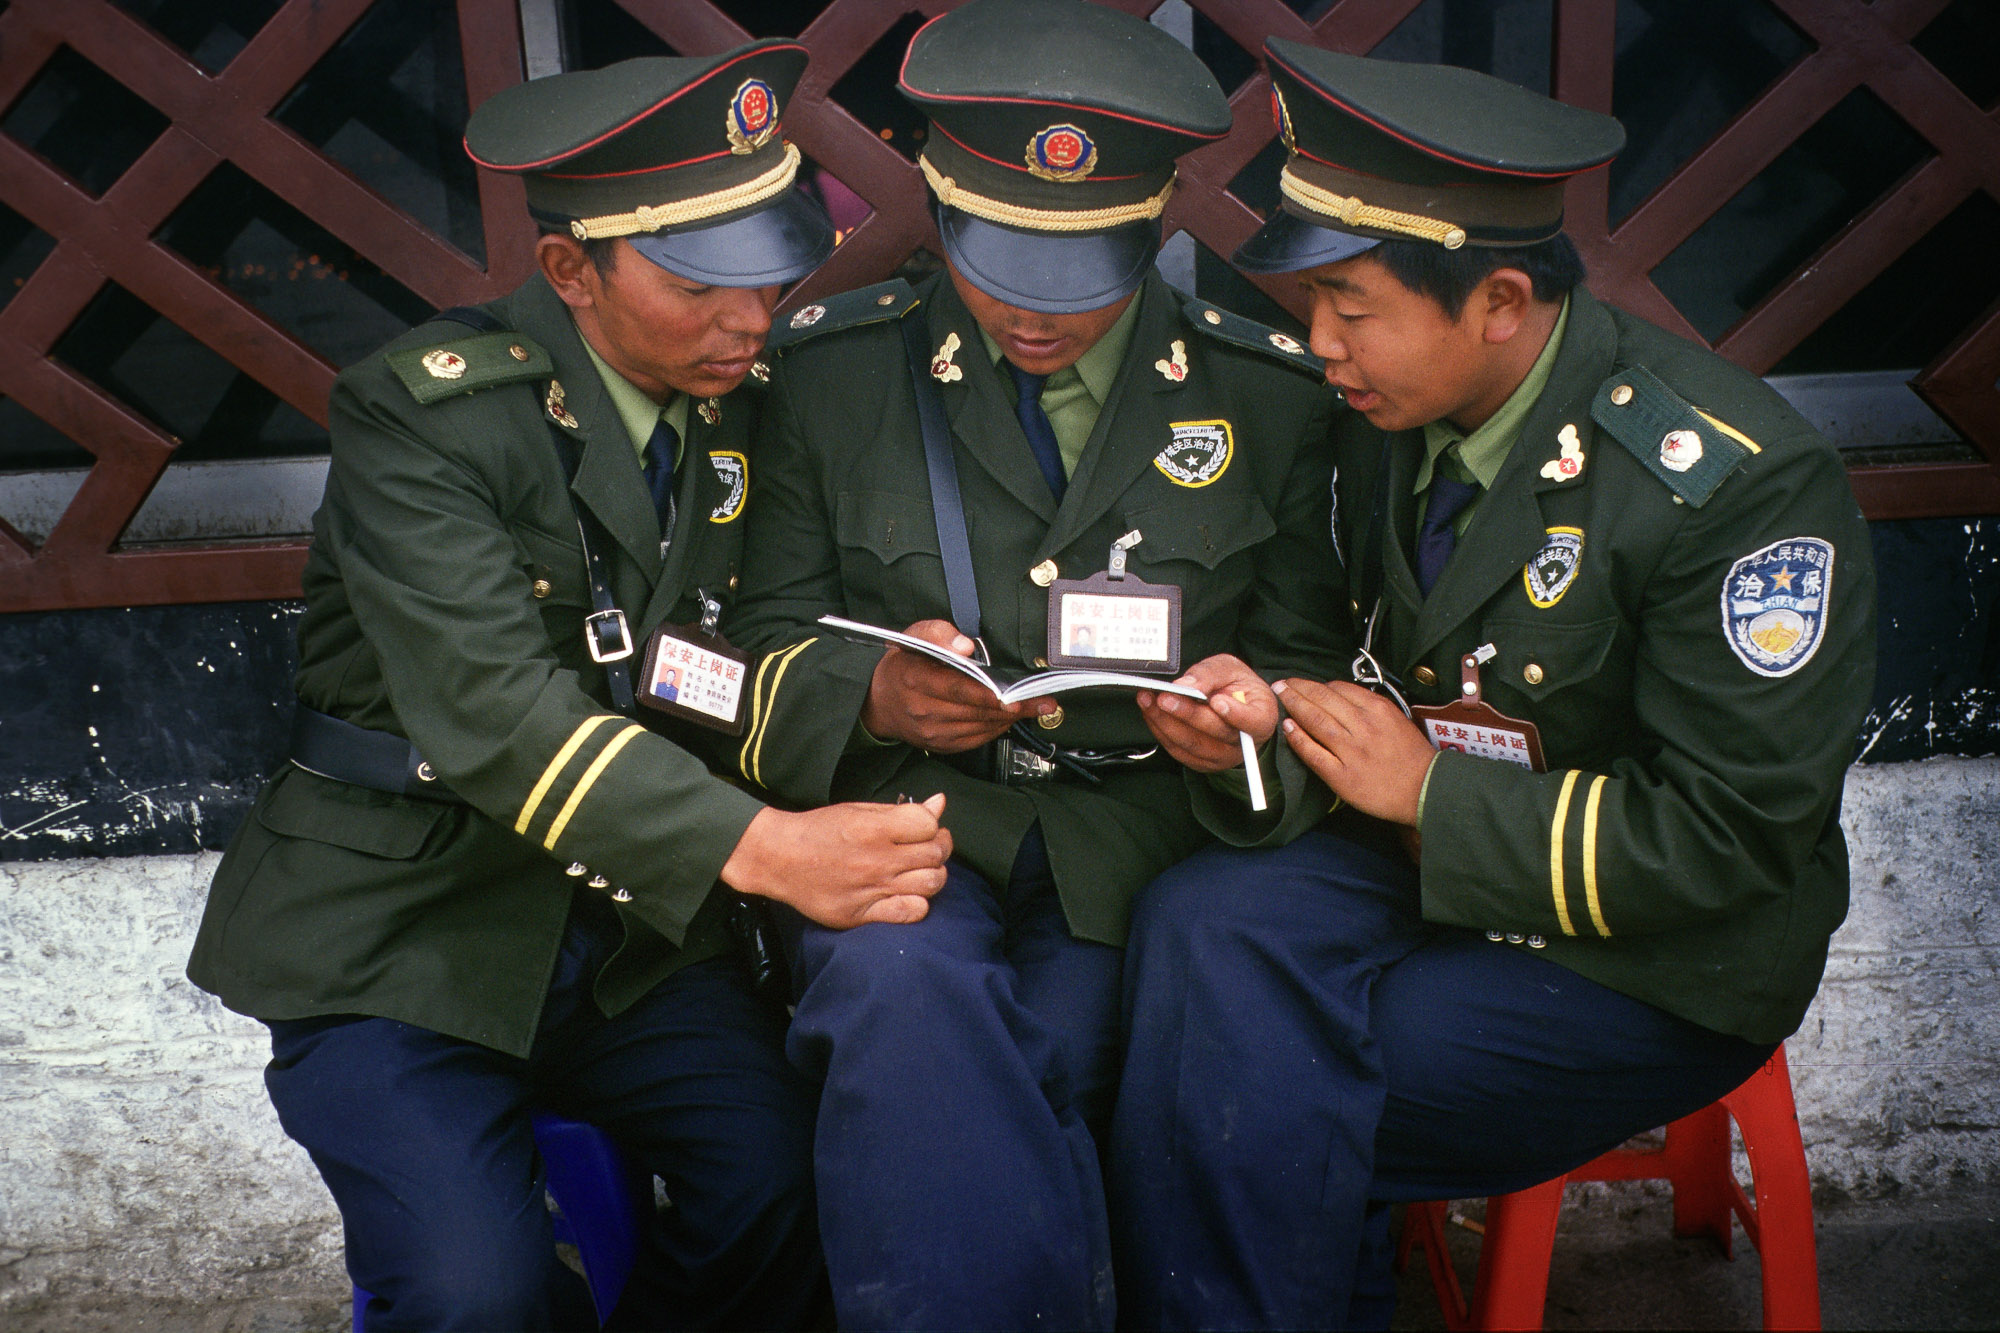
left=899, top=0, right=1229, bottom=229
left=464, top=43, right=809, bottom=237
left=1263, top=38, right=1624, bottom=249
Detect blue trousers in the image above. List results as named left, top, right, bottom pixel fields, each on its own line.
left=264, top=893, right=825, bottom=1332
left=1109, top=830, right=1775, bottom=1331
left=781, top=827, right=1123, bottom=1331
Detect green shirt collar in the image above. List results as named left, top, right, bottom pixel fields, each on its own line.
left=1415, top=294, right=1571, bottom=493
left=976, top=285, right=1143, bottom=409
left=579, top=331, right=686, bottom=465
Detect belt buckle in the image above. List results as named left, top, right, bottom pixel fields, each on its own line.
left=995, top=738, right=1059, bottom=784
left=584, top=609, right=634, bottom=663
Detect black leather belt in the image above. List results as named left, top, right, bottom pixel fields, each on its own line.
left=288, top=705, right=468, bottom=804
left=953, top=722, right=1174, bottom=786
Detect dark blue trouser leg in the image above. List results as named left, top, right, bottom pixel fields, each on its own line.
left=1110, top=831, right=1775, bottom=1332
left=266, top=897, right=823, bottom=1332
left=784, top=827, right=1122, bottom=1331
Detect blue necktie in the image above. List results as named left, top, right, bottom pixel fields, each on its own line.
left=1007, top=361, right=1068, bottom=503
left=1415, top=475, right=1480, bottom=595
left=642, top=417, right=679, bottom=526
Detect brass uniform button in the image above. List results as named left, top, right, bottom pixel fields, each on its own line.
left=1202, top=309, right=1222, bottom=325
left=728, top=573, right=740, bottom=591
left=531, top=579, right=553, bottom=599
left=1609, top=383, right=1634, bottom=406
left=1033, top=657, right=1049, bottom=668
left=876, top=292, right=898, bottom=305
left=1523, top=663, right=1545, bottom=685
left=415, top=761, right=437, bottom=782
left=1412, top=665, right=1438, bottom=688
left=1030, top=559, right=1059, bottom=587
left=508, top=344, right=530, bottom=362
left=1038, top=706, right=1064, bottom=729
left=1349, top=598, right=1360, bottom=615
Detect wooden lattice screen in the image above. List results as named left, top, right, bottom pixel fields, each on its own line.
left=2, top=0, right=1996, bottom=613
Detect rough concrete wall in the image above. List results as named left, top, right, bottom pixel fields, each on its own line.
left=1, top=758, right=1995, bottom=1311
left=1792, top=757, right=2000, bottom=1195
left=0, top=853, right=344, bottom=1314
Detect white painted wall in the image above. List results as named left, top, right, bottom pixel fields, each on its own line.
left=2, top=757, right=1995, bottom=1313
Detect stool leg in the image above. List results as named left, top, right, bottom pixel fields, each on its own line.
left=1725, top=1055, right=1821, bottom=1331
left=532, top=1113, right=646, bottom=1326
left=1400, top=1201, right=1473, bottom=1330
left=1663, top=1102, right=1735, bottom=1254
left=1467, top=1177, right=1566, bottom=1331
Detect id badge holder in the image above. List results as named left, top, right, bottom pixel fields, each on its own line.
left=1045, top=530, right=1183, bottom=674
left=1409, top=643, right=1546, bottom=772
left=636, top=589, right=753, bottom=736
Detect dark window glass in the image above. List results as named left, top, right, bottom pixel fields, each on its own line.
left=272, top=0, right=484, bottom=263
left=1, top=46, right=172, bottom=197
left=156, top=163, right=432, bottom=368
left=53, top=281, right=326, bottom=461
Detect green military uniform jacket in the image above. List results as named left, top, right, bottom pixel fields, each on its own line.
left=725, top=271, right=1348, bottom=946
left=188, top=275, right=768, bottom=1057
left=1330, top=288, right=1875, bottom=1043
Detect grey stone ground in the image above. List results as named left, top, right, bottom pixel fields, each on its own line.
left=9, top=1184, right=2000, bottom=1331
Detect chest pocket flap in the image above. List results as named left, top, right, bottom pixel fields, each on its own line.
left=259, top=766, right=453, bottom=859
left=514, top=523, right=590, bottom=607
left=1123, top=496, right=1276, bottom=571
left=1480, top=616, right=1620, bottom=702
left=835, top=491, right=941, bottom=566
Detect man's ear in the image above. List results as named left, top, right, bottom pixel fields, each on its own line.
left=1475, top=267, right=1537, bottom=345
left=539, top=233, right=597, bottom=311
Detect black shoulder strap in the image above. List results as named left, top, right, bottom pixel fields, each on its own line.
left=899, top=309, right=983, bottom=644
left=435, top=305, right=636, bottom=713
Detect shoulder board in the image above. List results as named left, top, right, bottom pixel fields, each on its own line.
left=386, top=331, right=552, bottom=406
left=1590, top=365, right=1759, bottom=508
left=1180, top=296, right=1325, bottom=377
left=767, top=280, right=920, bottom=354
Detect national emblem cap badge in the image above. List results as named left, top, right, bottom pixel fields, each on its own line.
left=1721, top=537, right=1833, bottom=677
left=1156, top=420, right=1233, bottom=488
left=726, top=78, right=780, bottom=155
left=1025, top=123, right=1097, bottom=182
left=1523, top=527, right=1584, bottom=608
left=1271, top=84, right=1296, bottom=152
left=422, top=348, right=467, bottom=380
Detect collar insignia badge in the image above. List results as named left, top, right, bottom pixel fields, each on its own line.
left=931, top=331, right=964, bottom=383
left=1155, top=339, right=1189, bottom=383
left=1540, top=423, right=1584, bottom=482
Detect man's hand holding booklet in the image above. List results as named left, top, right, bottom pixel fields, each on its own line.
left=818, top=614, right=1268, bottom=810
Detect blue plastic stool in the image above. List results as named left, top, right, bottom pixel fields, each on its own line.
left=351, top=1111, right=648, bottom=1331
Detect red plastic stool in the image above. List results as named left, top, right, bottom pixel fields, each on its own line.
left=1398, top=1046, right=1819, bottom=1331
left=351, top=1111, right=648, bottom=1331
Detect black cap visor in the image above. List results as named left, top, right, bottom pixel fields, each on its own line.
left=628, top=189, right=833, bottom=287
left=937, top=206, right=1158, bottom=315
left=1232, top=209, right=1380, bottom=275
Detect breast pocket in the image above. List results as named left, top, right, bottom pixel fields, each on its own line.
left=515, top=523, right=591, bottom=610
left=1122, top=496, right=1277, bottom=648
left=1479, top=615, right=1632, bottom=755
left=834, top=490, right=944, bottom=628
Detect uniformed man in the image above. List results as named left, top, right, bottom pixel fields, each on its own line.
left=723, top=2, right=1348, bottom=1326
left=1110, top=41, right=1878, bottom=1329
left=186, top=44, right=953, bottom=1331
